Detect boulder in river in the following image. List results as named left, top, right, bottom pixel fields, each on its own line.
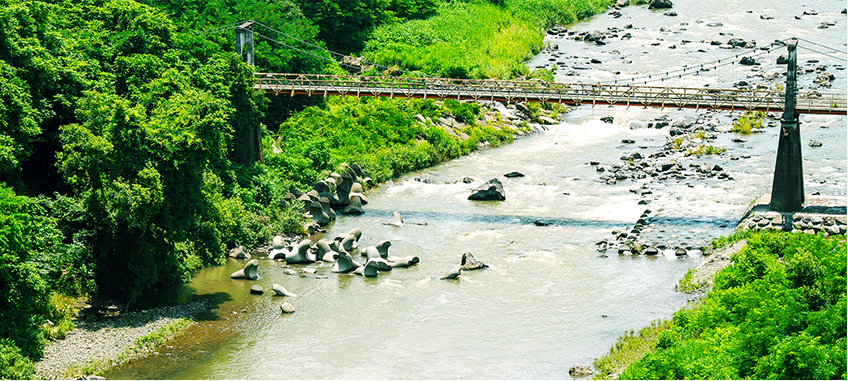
left=280, top=302, right=295, bottom=314
left=468, top=178, right=506, bottom=201
left=228, top=246, right=250, bottom=260
left=504, top=171, right=525, bottom=178
left=584, top=30, right=605, bottom=42
left=739, top=56, right=758, bottom=66
left=460, top=252, right=489, bottom=271
left=569, top=364, right=593, bottom=377
left=648, top=0, right=673, bottom=9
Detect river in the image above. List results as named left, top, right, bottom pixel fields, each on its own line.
left=108, top=0, right=846, bottom=378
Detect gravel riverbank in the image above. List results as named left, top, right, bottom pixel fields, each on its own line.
left=34, top=299, right=214, bottom=380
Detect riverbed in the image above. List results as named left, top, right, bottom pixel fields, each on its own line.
left=107, top=0, right=846, bottom=379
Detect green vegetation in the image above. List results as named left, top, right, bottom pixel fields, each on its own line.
left=268, top=97, right=518, bottom=184
left=596, top=231, right=847, bottom=380
left=363, top=0, right=613, bottom=79
left=733, top=111, right=766, bottom=134
left=0, top=339, right=36, bottom=380
left=686, top=144, right=726, bottom=156
left=593, top=319, right=674, bottom=379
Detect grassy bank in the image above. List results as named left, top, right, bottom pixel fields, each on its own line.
left=362, top=0, right=612, bottom=79
left=592, top=230, right=847, bottom=379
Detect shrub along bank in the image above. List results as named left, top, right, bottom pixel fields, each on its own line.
left=593, top=230, right=847, bottom=380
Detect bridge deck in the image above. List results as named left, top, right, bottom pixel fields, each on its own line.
left=254, top=73, right=847, bottom=115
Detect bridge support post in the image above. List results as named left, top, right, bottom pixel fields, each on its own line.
left=236, top=21, right=254, bottom=68
left=769, top=39, right=804, bottom=212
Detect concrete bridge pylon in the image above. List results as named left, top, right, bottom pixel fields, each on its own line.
left=769, top=39, right=804, bottom=213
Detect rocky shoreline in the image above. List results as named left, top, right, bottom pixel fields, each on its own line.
left=34, top=299, right=214, bottom=380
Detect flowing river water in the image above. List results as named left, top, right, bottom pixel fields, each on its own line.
left=109, top=0, right=846, bottom=379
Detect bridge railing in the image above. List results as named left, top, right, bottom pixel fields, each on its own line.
left=254, top=73, right=847, bottom=115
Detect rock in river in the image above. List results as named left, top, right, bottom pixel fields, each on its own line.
left=468, top=178, right=506, bottom=201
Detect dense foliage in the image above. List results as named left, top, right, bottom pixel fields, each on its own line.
left=267, top=96, right=520, bottom=186
left=617, top=231, right=847, bottom=380
left=362, top=0, right=612, bottom=78
left=291, top=0, right=442, bottom=54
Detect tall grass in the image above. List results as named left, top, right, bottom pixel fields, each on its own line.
left=363, top=0, right=614, bottom=79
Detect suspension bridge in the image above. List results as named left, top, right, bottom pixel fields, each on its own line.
left=220, top=21, right=846, bottom=213
left=253, top=72, right=846, bottom=115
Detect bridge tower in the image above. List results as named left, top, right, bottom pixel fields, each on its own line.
left=236, top=21, right=255, bottom=68
left=234, top=21, right=262, bottom=164
left=769, top=39, right=803, bottom=212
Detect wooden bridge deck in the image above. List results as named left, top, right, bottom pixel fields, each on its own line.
left=255, top=73, right=847, bottom=115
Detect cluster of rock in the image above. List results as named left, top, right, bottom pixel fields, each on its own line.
left=591, top=115, right=740, bottom=188
left=283, top=163, right=373, bottom=228
left=594, top=209, right=691, bottom=257
left=737, top=195, right=847, bottom=237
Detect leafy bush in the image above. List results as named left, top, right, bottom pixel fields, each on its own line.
left=617, top=231, right=847, bottom=380
left=0, top=185, right=52, bottom=358
left=0, top=339, right=36, bottom=379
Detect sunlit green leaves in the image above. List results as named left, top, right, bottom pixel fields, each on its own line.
left=620, top=231, right=848, bottom=379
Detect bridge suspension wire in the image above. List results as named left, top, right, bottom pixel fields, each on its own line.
left=600, top=39, right=790, bottom=86
left=194, top=21, right=241, bottom=36
left=796, top=46, right=847, bottom=62
left=794, top=37, right=847, bottom=54
left=253, top=32, right=359, bottom=71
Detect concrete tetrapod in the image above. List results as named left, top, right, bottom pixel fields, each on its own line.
left=337, top=228, right=361, bottom=252
left=228, top=246, right=250, bottom=259
left=319, top=196, right=336, bottom=221
left=315, top=240, right=338, bottom=262
left=333, top=172, right=353, bottom=207
left=342, top=194, right=365, bottom=215
left=389, top=256, right=420, bottom=268
left=440, top=265, right=462, bottom=280
left=375, top=240, right=391, bottom=259
left=361, top=246, right=392, bottom=271
left=348, top=227, right=363, bottom=241
left=460, top=252, right=488, bottom=271
left=309, top=202, right=331, bottom=226
left=390, top=212, right=404, bottom=227
left=285, top=240, right=316, bottom=264
left=230, top=259, right=260, bottom=280
left=271, top=284, right=298, bottom=297
left=268, top=235, right=290, bottom=260
left=349, top=183, right=368, bottom=205
left=354, top=259, right=379, bottom=278
left=332, top=250, right=360, bottom=273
